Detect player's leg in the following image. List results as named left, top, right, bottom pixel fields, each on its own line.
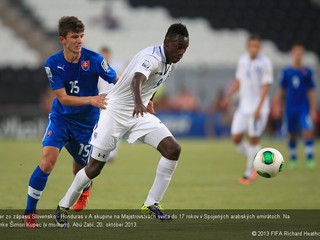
left=301, top=114, right=315, bottom=170
left=241, top=114, right=269, bottom=184
left=25, top=147, right=59, bottom=216
left=231, top=111, right=249, bottom=157
left=24, top=115, right=66, bottom=228
left=286, top=113, right=299, bottom=169
left=136, top=120, right=179, bottom=220
left=55, top=110, right=120, bottom=227
left=65, top=139, right=93, bottom=211
left=288, top=133, right=298, bottom=169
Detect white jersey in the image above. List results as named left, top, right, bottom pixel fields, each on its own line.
left=235, top=53, right=273, bottom=114
left=107, top=45, right=175, bottom=113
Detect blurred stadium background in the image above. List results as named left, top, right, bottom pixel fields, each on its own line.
left=0, top=0, right=320, bottom=140
left=0, top=0, right=320, bottom=210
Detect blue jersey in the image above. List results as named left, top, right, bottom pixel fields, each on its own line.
left=280, top=66, right=315, bottom=114
left=44, top=48, right=116, bottom=127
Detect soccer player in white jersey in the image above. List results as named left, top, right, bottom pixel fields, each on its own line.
left=221, top=34, right=273, bottom=184
left=55, top=23, right=189, bottom=226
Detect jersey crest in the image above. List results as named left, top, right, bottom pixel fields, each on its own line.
left=81, top=61, right=90, bottom=71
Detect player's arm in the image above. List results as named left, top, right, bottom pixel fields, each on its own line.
left=220, top=79, right=240, bottom=108
left=308, top=89, right=317, bottom=122
left=147, top=92, right=157, bottom=115
left=54, top=88, right=107, bottom=109
left=131, top=72, right=148, bottom=117
left=253, top=84, right=271, bottom=120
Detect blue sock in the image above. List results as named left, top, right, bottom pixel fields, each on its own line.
left=305, top=139, right=314, bottom=161
left=288, top=140, right=297, bottom=161
left=25, top=166, right=49, bottom=215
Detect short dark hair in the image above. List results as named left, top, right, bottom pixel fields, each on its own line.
left=292, top=42, right=304, bottom=49
left=58, top=16, right=85, bottom=37
left=247, top=34, right=261, bottom=43
left=165, top=23, right=189, bottom=39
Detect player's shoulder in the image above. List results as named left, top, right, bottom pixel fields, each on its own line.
left=282, top=66, right=293, bottom=73
left=257, top=53, right=272, bottom=65
left=137, top=45, right=163, bottom=62
left=81, top=47, right=102, bottom=61
left=45, top=51, right=63, bottom=66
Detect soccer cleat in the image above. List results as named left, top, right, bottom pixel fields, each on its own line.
left=289, top=160, right=298, bottom=170
left=23, top=212, right=39, bottom=229
left=73, top=182, right=92, bottom=212
left=55, top=205, right=69, bottom=228
left=307, top=160, right=316, bottom=170
left=238, top=171, right=258, bottom=185
left=141, top=203, right=172, bottom=221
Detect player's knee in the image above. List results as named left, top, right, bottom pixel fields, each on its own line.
left=39, top=156, right=56, bottom=173
left=250, top=137, right=260, bottom=145
left=163, top=142, right=181, bottom=160
left=232, top=135, right=242, bottom=144
left=85, top=158, right=105, bottom=179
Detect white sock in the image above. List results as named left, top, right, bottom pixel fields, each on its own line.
left=59, top=169, right=91, bottom=208
left=144, top=157, right=178, bottom=206
left=236, top=140, right=249, bottom=157
left=244, top=144, right=261, bottom=178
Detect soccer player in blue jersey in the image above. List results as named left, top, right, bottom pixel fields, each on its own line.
left=23, top=16, right=117, bottom=228
left=277, top=43, right=316, bottom=170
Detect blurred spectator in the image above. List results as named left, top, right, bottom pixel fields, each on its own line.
left=90, top=6, right=120, bottom=30
left=98, top=46, right=125, bottom=93
left=171, top=86, right=198, bottom=112
left=206, top=89, right=232, bottom=138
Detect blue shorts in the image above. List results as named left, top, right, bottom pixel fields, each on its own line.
left=42, top=113, right=94, bottom=166
left=285, top=111, right=313, bottom=133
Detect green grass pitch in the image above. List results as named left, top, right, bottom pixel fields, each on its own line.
left=1, top=138, right=319, bottom=210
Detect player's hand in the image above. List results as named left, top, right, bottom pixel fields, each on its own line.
left=310, top=109, right=317, bottom=123
left=220, top=97, right=229, bottom=109
left=147, top=101, right=156, bottom=115
left=133, top=102, right=148, bottom=118
left=91, top=94, right=108, bottom=109
left=253, top=108, right=261, bottom=120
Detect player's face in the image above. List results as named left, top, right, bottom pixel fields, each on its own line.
left=246, top=40, right=261, bottom=59
left=60, top=31, right=84, bottom=54
left=291, top=46, right=304, bottom=63
left=164, top=35, right=189, bottom=64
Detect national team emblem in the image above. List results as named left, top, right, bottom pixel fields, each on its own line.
left=142, top=60, right=152, bottom=71
left=81, top=61, right=90, bottom=71
left=46, top=131, right=52, bottom=136
left=101, top=59, right=109, bottom=72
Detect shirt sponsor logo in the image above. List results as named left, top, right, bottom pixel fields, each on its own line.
left=45, top=67, right=53, bottom=82
left=81, top=61, right=90, bottom=71
left=101, top=59, right=109, bottom=72
left=142, top=60, right=152, bottom=71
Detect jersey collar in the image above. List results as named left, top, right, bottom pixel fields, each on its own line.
left=159, top=45, right=167, bottom=63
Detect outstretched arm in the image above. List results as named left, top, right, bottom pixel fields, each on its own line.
left=54, top=88, right=107, bottom=109
left=308, top=89, right=317, bottom=122
left=220, top=79, right=240, bottom=108
left=253, top=84, right=270, bottom=120
left=131, top=72, right=148, bottom=117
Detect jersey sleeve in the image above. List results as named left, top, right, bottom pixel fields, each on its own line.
left=279, top=69, right=287, bottom=89
left=134, top=55, right=159, bottom=79
left=44, top=58, right=64, bottom=90
left=306, top=68, right=315, bottom=89
left=262, top=58, right=273, bottom=84
left=95, top=54, right=117, bottom=84
left=235, top=58, right=242, bottom=80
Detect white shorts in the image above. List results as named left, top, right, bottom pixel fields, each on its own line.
left=231, top=110, right=268, bottom=137
left=90, top=108, right=172, bottom=162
